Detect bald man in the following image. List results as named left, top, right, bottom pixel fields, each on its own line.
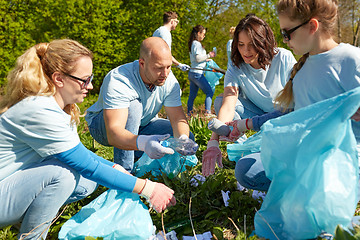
left=85, top=37, right=194, bottom=172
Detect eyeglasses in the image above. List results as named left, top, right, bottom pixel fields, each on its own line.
left=64, top=73, right=93, bottom=88
left=280, top=19, right=310, bottom=41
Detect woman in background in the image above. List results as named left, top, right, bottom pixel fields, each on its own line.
left=187, top=25, right=217, bottom=116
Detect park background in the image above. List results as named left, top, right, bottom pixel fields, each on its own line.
left=1, top=0, right=360, bottom=239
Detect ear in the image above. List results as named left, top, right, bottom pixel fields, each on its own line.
left=309, top=18, right=320, bottom=34
left=52, top=72, right=65, bottom=88
left=138, top=58, right=145, bottom=69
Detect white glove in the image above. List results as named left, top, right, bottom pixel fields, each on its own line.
left=137, top=134, right=175, bottom=159
left=177, top=63, right=190, bottom=71
left=171, top=134, right=199, bottom=155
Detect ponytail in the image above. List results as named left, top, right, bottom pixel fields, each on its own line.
left=275, top=53, right=309, bottom=110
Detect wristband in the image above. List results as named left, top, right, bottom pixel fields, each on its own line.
left=245, top=118, right=250, bottom=130
left=138, top=179, right=147, bottom=195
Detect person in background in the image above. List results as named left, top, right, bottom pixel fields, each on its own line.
left=153, top=11, right=190, bottom=71
left=228, top=0, right=360, bottom=195
left=85, top=37, right=196, bottom=173
left=202, top=14, right=296, bottom=176
left=0, top=39, right=175, bottom=240
left=226, top=26, right=236, bottom=68
left=187, top=25, right=217, bottom=116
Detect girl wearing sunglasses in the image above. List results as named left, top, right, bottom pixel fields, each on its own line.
left=0, top=39, right=175, bottom=239
left=202, top=14, right=296, bottom=176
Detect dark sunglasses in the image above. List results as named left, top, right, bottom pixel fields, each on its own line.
left=281, top=19, right=310, bottom=41
left=64, top=73, right=93, bottom=88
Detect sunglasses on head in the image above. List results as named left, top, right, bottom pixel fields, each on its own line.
left=64, top=73, right=94, bottom=88
left=280, top=19, right=311, bottom=41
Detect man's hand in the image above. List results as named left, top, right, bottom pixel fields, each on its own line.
left=137, top=134, right=174, bottom=159
left=177, top=63, right=190, bottom=71
left=171, top=134, right=199, bottom=155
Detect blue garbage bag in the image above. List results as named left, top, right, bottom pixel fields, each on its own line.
left=227, top=132, right=262, bottom=162
left=134, top=138, right=198, bottom=178
left=254, top=87, right=360, bottom=239
left=58, top=190, right=153, bottom=240
left=204, top=60, right=223, bottom=92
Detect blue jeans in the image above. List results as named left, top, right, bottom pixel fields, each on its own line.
left=187, top=72, right=214, bottom=114
left=88, top=99, right=194, bottom=172
left=214, top=95, right=265, bottom=120
left=235, top=152, right=271, bottom=191
left=0, top=158, right=97, bottom=240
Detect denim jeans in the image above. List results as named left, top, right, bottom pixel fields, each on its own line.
left=88, top=99, right=194, bottom=172
left=187, top=71, right=214, bottom=114
left=235, top=152, right=271, bottom=191
left=214, top=95, right=265, bottom=120
left=0, top=157, right=97, bottom=240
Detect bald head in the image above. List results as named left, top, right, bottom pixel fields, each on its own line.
left=139, top=37, right=171, bottom=61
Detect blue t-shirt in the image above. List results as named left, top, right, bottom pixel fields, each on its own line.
left=86, top=60, right=182, bottom=126
left=189, top=40, right=207, bottom=74
left=0, top=96, right=137, bottom=191
left=0, top=96, right=79, bottom=181
left=224, top=48, right=297, bottom=112
left=293, top=43, right=360, bottom=144
left=153, top=26, right=172, bottom=50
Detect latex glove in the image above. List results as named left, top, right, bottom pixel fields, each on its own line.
left=112, top=164, right=132, bottom=176
left=177, top=63, right=190, bottom=71
left=220, top=119, right=247, bottom=142
left=352, top=107, right=360, bottom=121
left=172, top=134, right=199, bottom=155
left=208, top=51, right=216, bottom=58
left=137, top=134, right=175, bottom=159
left=140, top=179, right=176, bottom=213
left=202, top=140, right=222, bottom=177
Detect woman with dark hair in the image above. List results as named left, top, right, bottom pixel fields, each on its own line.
left=202, top=14, right=296, bottom=176
left=187, top=25, right=216, bottom=116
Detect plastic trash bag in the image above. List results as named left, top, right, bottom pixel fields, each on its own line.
left=59, top=190, right=154, bottom=240
left=254, top=87, right=360, bottom=239
left=204, top=60, right=223, bottom=92
left=134, top=138, right=198, bottom=178
left=227, top=131, right=262, bottom=162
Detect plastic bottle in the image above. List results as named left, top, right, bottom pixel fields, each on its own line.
left=208, top=118, right=231, bottom=136
left=162, top=138, right=199, bottom=155
left=212, top=47, right=217, bottom=56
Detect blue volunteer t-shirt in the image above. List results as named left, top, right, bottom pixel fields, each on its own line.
left=86, top=60, right=182, bottom=126
left=0, top=96, right=80, bottom=181
left=293, top=43, right=360, bottom=145
left=224, top=48, right=296, bottom=112
left=152, top=26, right=172, bottom=50
left=189, top=40, right=207, bottom=74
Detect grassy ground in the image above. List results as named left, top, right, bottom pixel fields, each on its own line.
left=1, top=82, right=360, bottom=239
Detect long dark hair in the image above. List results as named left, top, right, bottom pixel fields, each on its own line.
left=231, top=14, right=277, bottom=70
left=188, top=25, right=206, bottom=52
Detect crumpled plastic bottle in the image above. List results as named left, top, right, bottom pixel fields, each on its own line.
left=162, top=137, right=199, bottom=156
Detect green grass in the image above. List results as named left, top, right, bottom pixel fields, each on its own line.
left=1, top=87, right=360, bottom=240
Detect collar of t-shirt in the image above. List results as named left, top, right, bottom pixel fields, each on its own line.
left=145, top=83, right=156, bottom=92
